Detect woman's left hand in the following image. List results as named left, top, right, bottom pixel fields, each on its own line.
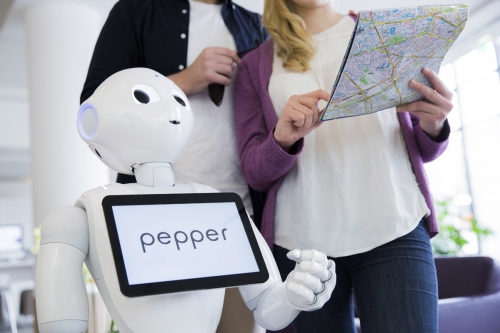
left=396, top=67, right=453, bottom=140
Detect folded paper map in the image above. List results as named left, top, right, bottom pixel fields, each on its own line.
left=321, top=4, right=468, bottom=121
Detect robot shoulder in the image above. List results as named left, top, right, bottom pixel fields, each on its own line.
left=41, top=206, right=89, bottom=254
left=77, top=183, right=136, bottom=199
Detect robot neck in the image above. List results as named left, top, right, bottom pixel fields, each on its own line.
left=134, top=162, right=175, bottom=187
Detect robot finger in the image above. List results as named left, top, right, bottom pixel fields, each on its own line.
left=286, top=249, right=302, bottom=263
left=299, top=260, right=332, bottom=282
left=291, top=271, right=324, bottom=294
left=287, top=281, right=316, bottom=304
left=299, top=249, right=330, bottom=267
left=315, top=265, right=337, bottom=307
left=287, top=249, right=330, bottom=268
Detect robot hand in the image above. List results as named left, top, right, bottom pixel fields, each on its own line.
left=285, top=249, right=336, bottom=311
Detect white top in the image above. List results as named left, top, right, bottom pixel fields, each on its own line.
left=269, top=16, right=429, bottom=257
left=173, top=0, right=253, bottom=214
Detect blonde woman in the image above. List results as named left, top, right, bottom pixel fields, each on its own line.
left=235, top=0, right=454, bottom=332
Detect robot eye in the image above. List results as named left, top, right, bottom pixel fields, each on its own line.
left=132, top=84, right=161, bottom=104
left=174, top=96, right=186, bottom=107
left=172, top=88, right=190, bottom=110
left=134, top=90, right=150, bottom=104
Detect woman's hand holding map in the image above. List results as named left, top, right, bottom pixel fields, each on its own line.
left=396, top=67, right=453, bottom=140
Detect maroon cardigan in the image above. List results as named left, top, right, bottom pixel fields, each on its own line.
left=234, top=38, right=450, bottom=249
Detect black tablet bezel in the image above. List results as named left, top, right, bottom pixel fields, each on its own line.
left=102, top=192, right=269, bottom=297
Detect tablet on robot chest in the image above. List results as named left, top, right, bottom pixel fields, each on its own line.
left=102, top=192, right=269, bottom=297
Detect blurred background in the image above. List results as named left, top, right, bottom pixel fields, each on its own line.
left=0, top=0, right=499, bottom=332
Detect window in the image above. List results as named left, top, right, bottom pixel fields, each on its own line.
left=426, top=37, right=500, bottom=257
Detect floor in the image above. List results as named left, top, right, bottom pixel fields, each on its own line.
left=0, top=324, right=33, bottom=333
left=0, top=315, right=34, bottom=333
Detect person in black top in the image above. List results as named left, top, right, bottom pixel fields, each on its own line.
left=81, top=0, right=267, bottom=104
left=81, top=0, right=267, bottom=228
left=80, top=1, right=269, bottom=332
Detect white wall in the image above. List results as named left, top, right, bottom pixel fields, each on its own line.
left=0, top=38, right=28, bottom=89
left=234, top=0, right=262, bottom=13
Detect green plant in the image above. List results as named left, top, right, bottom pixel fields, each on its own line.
left=469, top=215, right=495, bottom=252
left=431, top=198, right=494, bottom=255
left=109, top=320, right=119, bottom=333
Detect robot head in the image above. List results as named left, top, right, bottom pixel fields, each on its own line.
left=77, top=68, right=193, bottom=175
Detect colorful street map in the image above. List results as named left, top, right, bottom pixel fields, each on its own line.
left=321, top=4, right=468, bottom=121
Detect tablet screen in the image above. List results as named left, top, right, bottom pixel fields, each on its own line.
left=102, top=193, right=268, bottom=297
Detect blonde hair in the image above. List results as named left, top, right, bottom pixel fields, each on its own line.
left=263, top=0, right=315, bottom=72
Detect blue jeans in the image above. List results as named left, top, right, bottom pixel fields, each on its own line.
left=273, top=220, right=438, bottom=333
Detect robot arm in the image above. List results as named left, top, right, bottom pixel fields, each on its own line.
left=36, top=206, right=90, bottom=333
left=239, top=219, right=336, bottom=331
left=252, top=249, right=336, bottom=331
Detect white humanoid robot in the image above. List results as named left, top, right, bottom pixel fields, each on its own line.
left=35, top=68, right=336, bottom=333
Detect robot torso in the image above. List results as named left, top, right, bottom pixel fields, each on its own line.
left=75, top=183, right=225, bottom=333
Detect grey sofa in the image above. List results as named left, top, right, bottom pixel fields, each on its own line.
left=436, top=255, right=500, bottom=333
left=352, top=256, right=500, bottom=333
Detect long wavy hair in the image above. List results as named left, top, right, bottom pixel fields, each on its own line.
left=263, top=0, right=316, bottom=72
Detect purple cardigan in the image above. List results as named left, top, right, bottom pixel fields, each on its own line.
left=234, top=39, right=450, bottom=249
